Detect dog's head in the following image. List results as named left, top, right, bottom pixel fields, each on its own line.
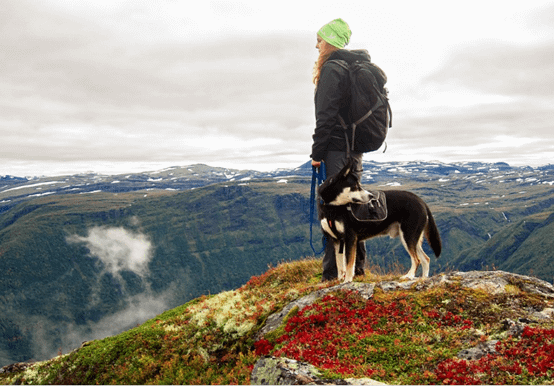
left=318, top=159, right=372, bottom=206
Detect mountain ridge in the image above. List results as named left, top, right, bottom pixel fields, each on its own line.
left=2, top=160, right=553, bottom=205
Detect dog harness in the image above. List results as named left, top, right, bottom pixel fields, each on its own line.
left=323, top=218, right=346, bottom=254
left=345, top=192, right=388, bottom=222
left=323, top=218, right=344, bottom=240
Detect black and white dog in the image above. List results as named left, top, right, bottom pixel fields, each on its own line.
left=318, top=158, right=442, bottom=283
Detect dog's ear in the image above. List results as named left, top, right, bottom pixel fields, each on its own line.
left=341, top=165, right=351, bottom=177
left=339, top=158, right=355, bottom=178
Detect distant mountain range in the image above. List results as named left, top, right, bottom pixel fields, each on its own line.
left=3, top=160, right=553, bottom=208
left=1, top=160, right=553, bottom=367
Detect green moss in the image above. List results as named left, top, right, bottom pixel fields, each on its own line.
left=3, top=260, right=554, bottom=385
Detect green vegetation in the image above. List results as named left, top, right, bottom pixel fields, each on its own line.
left=2, top=259, right=553, bottom=385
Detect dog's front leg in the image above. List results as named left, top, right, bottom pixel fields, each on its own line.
left=334, top=240, right=346, bottom=282
left=343, top=236, right=357, bottom=283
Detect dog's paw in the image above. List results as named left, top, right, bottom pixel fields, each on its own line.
left=400, top=273, right=415, bottom=280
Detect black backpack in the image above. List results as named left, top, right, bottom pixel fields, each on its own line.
left=332, top=59, right=392, bottom=154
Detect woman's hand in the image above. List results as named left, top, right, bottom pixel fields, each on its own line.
left=311, top=159, right=322, bottom=168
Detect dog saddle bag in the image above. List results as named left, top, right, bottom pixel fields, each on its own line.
left=347, top=190, right=387, bottom=222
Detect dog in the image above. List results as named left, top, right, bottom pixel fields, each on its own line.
left=318, top=158, right=442, bottom=283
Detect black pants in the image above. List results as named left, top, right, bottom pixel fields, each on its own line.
left=321, top=151, right=367, bottom=281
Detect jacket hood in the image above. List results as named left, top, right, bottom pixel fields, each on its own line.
left=328, top=49, right=371, bottom=64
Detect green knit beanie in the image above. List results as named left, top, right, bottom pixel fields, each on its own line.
left=317, top=18, right=352, bottom=48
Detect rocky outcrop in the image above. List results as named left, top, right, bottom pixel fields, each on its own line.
left=255, top=282, right=375, bottom=341
left=251, top=356, right=385, bottom=385
left=252, top=270, right=554, bottom=385
left=456, top=340, right=499, bottom=361
left=379, top=270, right=554, bottom=297
left=0, top=363, right=31, bottom=375
left=424, top=270, right=554, bottom=297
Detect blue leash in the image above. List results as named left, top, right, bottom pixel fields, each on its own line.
left=309, top=163, right=327, bottom=255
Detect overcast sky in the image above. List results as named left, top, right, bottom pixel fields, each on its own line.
left=2, top=0, right=553, bottom=176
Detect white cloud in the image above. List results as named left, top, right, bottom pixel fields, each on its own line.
left=423, top=41, right=554, bottom=99
left=67, top=226, right=152, bottom=278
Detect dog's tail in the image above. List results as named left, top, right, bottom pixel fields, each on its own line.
left=425, top=206, right=442, bottom=258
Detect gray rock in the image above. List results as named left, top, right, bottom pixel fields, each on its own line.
left=457, top=340, right=498, bottom=360
left=452, top=271, right=554, bottom=297
left=251, top=356, right=386, bottom=385
left=0, top=362, right=31, bottom=375
left=533, top=307, right=554, bottom=319
left=501, top=318, right=529, bottom=336
left=378, top=280, right=418, bottom=292
left=376, top=271, right=554, bottom=298
left=250, top=356, right=326, bottom=385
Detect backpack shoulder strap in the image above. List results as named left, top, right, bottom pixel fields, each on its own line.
left=327, top=60, right=354, bottom=158
left=326, top=59, right=349, bottom=70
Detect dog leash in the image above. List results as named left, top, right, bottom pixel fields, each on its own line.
left=309, top=163, right=327, bottom=255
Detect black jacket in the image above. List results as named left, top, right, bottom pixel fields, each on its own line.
left=311, top=49, right=372, bottom=162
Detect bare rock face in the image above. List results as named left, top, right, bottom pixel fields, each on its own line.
left=440, top=271, right=554, bottom=298
left=252, top=270, right=554, bottom=385
left=380, top=270, right=554, bottom=297
left=250, top=356, right=324, bottom=385
left=457, top=340, right=499, bottom=361
left=0, top=362, right=31, bottom=375
left=251, top=356, right=385, bottom=385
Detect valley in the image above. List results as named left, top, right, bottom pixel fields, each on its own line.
left=0, top=160, right=553, bottom=366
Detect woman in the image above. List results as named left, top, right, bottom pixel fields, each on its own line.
left=310, top=18, right=369, bottom=281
